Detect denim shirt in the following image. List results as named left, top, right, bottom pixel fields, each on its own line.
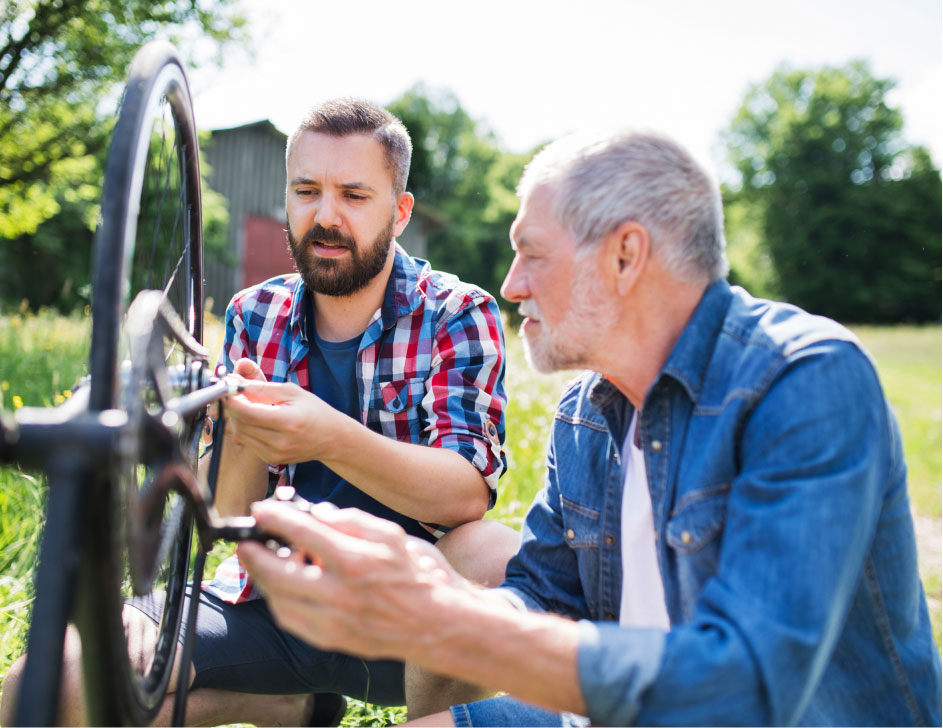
left=500, top=280, right=941, bottom=726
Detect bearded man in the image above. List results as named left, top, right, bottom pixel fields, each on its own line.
left=0, top=99, right=519, bottom=727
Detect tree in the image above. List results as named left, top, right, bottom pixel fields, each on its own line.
left=0, top=0, right=247, bottom=239
left=388, top=85, right=532, bottom=302
left=723, top=60, right=941, bottom=323
left=0, top=0, right=245, bottom=309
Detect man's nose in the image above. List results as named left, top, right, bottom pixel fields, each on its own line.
left=500, top=255, right=528, bottom=303
left=314, top=193, right=342, bottom=228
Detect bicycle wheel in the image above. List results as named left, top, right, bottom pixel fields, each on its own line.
left=81, top=40, right=204, bottom=726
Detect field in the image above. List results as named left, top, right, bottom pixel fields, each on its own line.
left=0, top=309, right=939, bottom=725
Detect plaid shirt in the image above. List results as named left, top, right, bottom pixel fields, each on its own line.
left=206, top=244, right=507, bottom=603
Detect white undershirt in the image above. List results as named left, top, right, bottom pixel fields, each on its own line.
left=619, top=412, right=670, bottom=630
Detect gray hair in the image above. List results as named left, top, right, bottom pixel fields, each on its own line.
left=286, top=98, right=412, bottom=196
left=518, top=130, right=728, bottom=282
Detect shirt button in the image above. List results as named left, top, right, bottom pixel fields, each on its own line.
left=605, top=611, right=617, bottom=620
left=566, top=528, right=576, bottom=541
left=651, top=440, right=662, bottom=452
left=681, top=530, right=692, bottom=545
left=605, top=535, right=615, bottom=545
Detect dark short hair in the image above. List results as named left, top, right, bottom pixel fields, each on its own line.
left=286, top=98, right=412, bottom=196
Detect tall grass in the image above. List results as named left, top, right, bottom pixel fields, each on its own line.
left=0, top=311, right=939, bottom=726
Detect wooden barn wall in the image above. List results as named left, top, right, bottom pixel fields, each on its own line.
left=202, top=124, right=287, bottom=313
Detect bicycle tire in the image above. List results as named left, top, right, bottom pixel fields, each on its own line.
left=82, top=41, right=204, bottom=726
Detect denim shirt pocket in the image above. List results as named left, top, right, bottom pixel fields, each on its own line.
left=561, top=496, right=602, bottom=617
left=368, top=377, right=427, bottom=440
left=665, top=484, right=730, bottom=619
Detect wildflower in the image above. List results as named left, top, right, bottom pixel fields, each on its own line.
left=55, top=394, right=65, bottom=404
left=63, top=389, right=72, bottom=398
left=12, top=395, right=23, bottom=409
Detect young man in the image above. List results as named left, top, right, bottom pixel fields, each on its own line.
left=0, top=99, right=519, bottom=726
left=237, top=129, right=942, bottom=726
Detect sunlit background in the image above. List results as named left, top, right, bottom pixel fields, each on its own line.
left=187, top=0, right=942, bottom=173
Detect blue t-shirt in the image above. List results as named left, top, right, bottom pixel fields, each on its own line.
left=292, top=296, right=435, bottom=542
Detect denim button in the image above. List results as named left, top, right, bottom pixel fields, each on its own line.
left=681, top=530, right=692, bottom=544
left=651, top=439, right=663, bottom=452
left=566, top=528, right=576, bottom=541
left=605, top=535, right=615, bottom=545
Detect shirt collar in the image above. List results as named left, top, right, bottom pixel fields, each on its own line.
left=588, top=278, right=733, bottom=412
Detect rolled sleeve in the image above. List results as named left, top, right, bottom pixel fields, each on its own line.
left=423, top=294, right=507, bottom=501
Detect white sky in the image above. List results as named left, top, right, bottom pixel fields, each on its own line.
left=187, top=0, right=943, bottom=176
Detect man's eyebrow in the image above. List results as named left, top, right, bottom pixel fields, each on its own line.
left=511, top=234, right=533, bottom=252
left=288, top=177, right=377, bottom=194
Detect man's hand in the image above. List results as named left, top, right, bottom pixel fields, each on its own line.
left=223, top=360, right=339, bottom=464
left=236, top=501, right=461, bottom=661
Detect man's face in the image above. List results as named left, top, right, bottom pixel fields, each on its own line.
left=501, top=184, right=617, bottom=373
left=285, top=131, right=408, bottom=297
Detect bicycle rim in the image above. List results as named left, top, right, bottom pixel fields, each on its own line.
left=83, top=41, right=204, bottom=726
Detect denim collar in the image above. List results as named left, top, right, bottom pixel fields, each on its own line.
left=288, top=242, right=422, bottom=338
left=588, top=278, right=733, bottom=414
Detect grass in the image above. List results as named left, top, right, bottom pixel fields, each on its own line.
left=0, top=310, right=939, bottom=726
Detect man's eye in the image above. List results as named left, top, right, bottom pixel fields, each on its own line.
left=345, top=192, right=366, bottom=201
left=296, top=189, right=317, bottom=197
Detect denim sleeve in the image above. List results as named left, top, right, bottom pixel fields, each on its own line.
left=578, top=341, right=894, bottom=726
left=498, top=423, right=591, bottom=620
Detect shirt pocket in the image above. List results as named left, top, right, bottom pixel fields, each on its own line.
left=368, top=376, right=427, bottom=441
left=561, top=496, right=602, bottom=617
left=665, top=484, right=729, bottom=619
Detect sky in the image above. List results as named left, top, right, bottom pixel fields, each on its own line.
left=187, top=0, right=942, bottom=177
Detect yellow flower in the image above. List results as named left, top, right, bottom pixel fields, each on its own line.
left=63, top=389, right=72, bottom=398
left=55, top=394, right=65, bottom=404
left=12, top=395, right=23, bottom=409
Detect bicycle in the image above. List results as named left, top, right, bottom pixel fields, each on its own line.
left=0, top=41, right=264, bottom=726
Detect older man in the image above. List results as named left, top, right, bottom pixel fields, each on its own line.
left=238, top=129, right=942, bottom=726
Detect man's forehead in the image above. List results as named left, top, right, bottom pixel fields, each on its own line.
left=289, top=131, right=389, bottom=179
left=512, top=184, right=562, bottom=245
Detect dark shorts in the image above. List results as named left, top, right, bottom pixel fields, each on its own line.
left=127, top=586, right=405, bottom=705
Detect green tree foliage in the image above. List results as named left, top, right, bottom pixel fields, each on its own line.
left=388, top=85, right=533, bottom=302
left=0, top=0, right=244, bottom=309
left=724, top=60, right=941, bottom=323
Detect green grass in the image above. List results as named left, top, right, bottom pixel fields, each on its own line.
left=0, top=312, right=939, bottom=726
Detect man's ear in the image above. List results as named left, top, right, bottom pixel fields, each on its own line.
left=604, top=221, right=650, bottom=295
left=393, top=191, right=414, bottom=236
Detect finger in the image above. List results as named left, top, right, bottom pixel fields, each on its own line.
left=237, top=538, right=329, bottom=601
left=306, top=503, right=409, bottom=543
left=250, top=501, right=406, bottom=576
left=232, top=380, right=302, bottom=406
left=246, top=502, right=370, bottom=573
left=233, top=357, right=267, bottom=382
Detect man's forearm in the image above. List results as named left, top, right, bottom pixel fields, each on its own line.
left=212, top=433, right=269, bottom=517
left=417, top=588, right=587, bottom=715
left=322, top=414, right=490, bottom=527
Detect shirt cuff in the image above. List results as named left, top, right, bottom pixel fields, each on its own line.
left=577, top=620, right=667, bottom=726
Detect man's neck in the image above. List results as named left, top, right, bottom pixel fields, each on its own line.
left=311, top=250, right=395, bottom=343
left=595, top=273, right=708, bottom=410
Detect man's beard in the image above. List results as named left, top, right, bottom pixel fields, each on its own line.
left=519, top=262, right=617, bottom=373
left=287, top=217, right=394, bottom=297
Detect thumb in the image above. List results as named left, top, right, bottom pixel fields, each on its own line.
left=233, top=357, right=267, bottom=382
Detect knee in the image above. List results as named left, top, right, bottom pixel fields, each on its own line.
left=1, top=653, right=26, bottom=725
left=436, top=519, right=520, bottom=588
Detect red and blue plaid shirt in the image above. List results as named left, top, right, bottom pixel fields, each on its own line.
left=206, top=244, right=507, bottom=602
